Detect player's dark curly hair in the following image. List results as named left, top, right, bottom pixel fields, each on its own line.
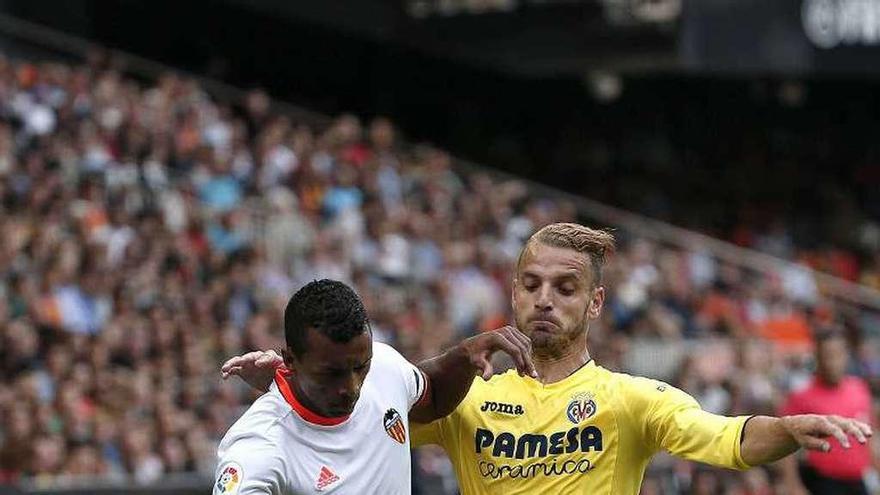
left=284, top=279, right=370, bottom=356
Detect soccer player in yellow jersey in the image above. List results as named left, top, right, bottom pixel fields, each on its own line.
left=224, top=223, right=872, bottom=495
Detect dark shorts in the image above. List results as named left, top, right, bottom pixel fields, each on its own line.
left=799, top=465, right=868, bottom=495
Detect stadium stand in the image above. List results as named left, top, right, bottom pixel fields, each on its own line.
left=0, top=15, right=877, bottom=495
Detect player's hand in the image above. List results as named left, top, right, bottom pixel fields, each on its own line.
left=780, top=414, right=873, bottom=452
left=460, top=325, right=538, bottom=380
left=220, top=350, right=284, bottom=393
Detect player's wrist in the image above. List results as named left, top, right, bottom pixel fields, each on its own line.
left=777, top=416, right=805, bottom=449
left=454, top=336, right=481, bottom=370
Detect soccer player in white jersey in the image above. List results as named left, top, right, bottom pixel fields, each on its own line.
left=227, top=224, right=872, bottom=494
left=213, top=279, right=536, bottom=495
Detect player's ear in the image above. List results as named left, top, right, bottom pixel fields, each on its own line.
left=281, top=348, right=297, bottom=372
left=587, top=286, right=604, bottom=319
left=510, top=277, right=517, bottom=309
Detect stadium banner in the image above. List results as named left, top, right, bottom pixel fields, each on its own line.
left=681, top=0, right=880, bottom=74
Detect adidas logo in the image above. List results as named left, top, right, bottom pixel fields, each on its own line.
left=315, top=466, right=340, bottom=491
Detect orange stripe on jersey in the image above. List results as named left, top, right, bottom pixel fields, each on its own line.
left=274, top=369, right=350, bottom=426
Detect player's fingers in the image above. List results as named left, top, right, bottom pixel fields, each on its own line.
left=851, top=419, right=873, bottom=438
left=220, top=358, right=243, bottom=374
left=506, top=326, right=532, bottom=350
left=506, top=328, right=538, bottom=378
left=832, top=417, right=868, bottom=444
left=221, top=365, right=243, bottom=379
left=221, top=351, right=260, bottom=373
left=818, top=417, right=850, bottom=449
left=521, top=352, right=538, bottom=379
left=256, top=351, right=282, bottom=368
left=507, top=327, right=534, bottom=356
left=493, top=331, right=529, bottom=376
left=799, top=434, right=832, bottom=453
left=220, top=357, right=241, bottom=374
left=476, top=357, right=494, bottom=380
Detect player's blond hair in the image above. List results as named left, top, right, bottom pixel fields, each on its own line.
left=517, top=223, right=616, bottom=286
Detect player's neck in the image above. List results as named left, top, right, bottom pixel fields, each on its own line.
left=533, top=345, right=591, bottom=384
left=287, top=375, right=336, bottom=419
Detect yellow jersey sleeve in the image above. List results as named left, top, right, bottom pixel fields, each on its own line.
left=626, top=377, right=752, bottom=471
left=411, top=416, right=447, bottom=448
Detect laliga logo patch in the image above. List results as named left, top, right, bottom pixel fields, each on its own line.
left=384, top=408, right=407, bottom=444
left=215, top=462, right=242, bottom=494
left=566, top=392, right=597, bottom=424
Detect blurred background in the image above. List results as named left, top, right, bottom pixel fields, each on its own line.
left=0, top=0, right=878, bottom=494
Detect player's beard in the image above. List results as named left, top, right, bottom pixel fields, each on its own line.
left=516, top=312, right=589, bottom=360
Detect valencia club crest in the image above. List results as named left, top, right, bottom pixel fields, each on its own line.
left=384, top=408, right=406, bottom=444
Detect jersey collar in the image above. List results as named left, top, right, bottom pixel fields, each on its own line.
left=525, top=359, right=597, bottom=389
left=274, top=368, right=351, bottom=426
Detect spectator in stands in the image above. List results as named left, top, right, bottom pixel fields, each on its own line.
left=779, top=331, right=875, bottom=495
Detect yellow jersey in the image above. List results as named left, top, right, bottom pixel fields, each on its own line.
left=412, top=360, right=752, bottom=495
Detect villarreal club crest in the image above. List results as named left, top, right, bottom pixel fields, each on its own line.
left=567, top=392, right=597, bottom=424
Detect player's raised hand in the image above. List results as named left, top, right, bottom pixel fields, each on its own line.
left=461, top=325, right=538, bottom=380
left=221, top=350, right=284, bottom=393
left=780, top=414, right=873, bottom=452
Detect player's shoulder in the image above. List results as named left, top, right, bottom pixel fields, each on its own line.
left=367, top=341, right=426, bottom=393
left=370, top=341, right=416, bottom=375
left=218, top=386, right=291, bottom=454
left=215, top=390, right=291, bottom=494
left=610, top=369, right=667, bottom=391
left=573, top=363, right=653, bottom=391
left=371, top=341, right=404, bottom=363
left=599, top=367, right=689, bottom=408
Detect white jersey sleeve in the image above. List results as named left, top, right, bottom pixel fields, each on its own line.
left=373, top=342, right=429, bottom=410
left=214, top=390, right=291, bottom=495
left=213, top=435, right=285, bottom=495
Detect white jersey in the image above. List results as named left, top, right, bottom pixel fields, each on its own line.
left=213, top=342, right=428, bottom=495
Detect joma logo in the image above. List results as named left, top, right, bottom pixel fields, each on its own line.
left=480, top=401, right=525, bottom=416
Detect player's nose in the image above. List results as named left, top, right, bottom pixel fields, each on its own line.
left=337, top=379, right=360, bottom=401
left=534, top=285, right=553, bottom=309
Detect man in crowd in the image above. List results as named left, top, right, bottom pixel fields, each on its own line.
left=779, top=331, right=875, bottom=495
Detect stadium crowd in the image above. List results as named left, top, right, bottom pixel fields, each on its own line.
left=0, top=54, right=877, bottom=493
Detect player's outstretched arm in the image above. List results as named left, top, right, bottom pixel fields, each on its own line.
left=219, top=326, right=538, bottom=424
left=221, top=350, right=283, bottom=393
left=740, top=414, right=872, bottom=466
left=409, top=325, right=538, bottom=424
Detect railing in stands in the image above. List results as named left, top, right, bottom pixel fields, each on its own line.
left=457, top=159, right=880, bottom=311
